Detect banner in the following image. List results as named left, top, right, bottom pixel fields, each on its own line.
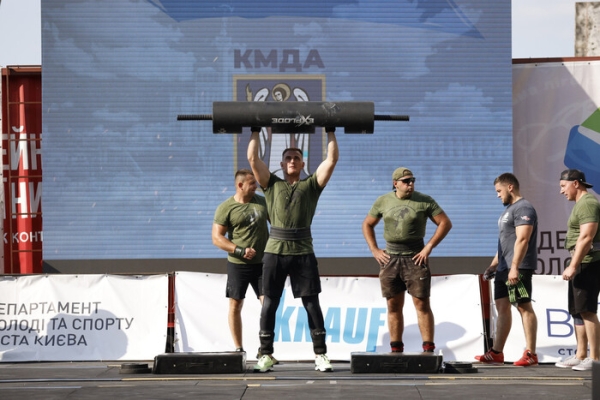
left=0, top=272, right=577, bottom=363
left=0, top=274, right=168, bottom=361
left=174, top=272, right=483, bottom=361
left=513, top=60, right=600, bottom=276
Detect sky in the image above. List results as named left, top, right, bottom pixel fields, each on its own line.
left=0, top=0, right=585, bottom=67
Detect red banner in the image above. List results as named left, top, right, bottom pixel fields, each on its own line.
left=1, top=67, right=42, bottom=274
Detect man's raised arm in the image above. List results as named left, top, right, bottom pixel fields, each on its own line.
left=315, top=129, right=339, bottom=188
left=247, top=128, right=271, bottom=188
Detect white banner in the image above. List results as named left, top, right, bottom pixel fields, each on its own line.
left=492, top=275, right=576, bottom=363
left=0, top=274, right=169, bottom=361
left=174, top=272, right=483, bottom=361
left=513, top=60, right=600, bottom=275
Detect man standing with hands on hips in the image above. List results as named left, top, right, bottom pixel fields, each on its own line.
left=362, top=167, right=452, bottom=354
left=559, top=169, right=600, bottom=371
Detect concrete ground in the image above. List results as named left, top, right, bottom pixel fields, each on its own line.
left=0, top=358, right=594, bottom=400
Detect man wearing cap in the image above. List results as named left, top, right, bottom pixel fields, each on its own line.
left=558, top=169, right=600, bottom=371
left=362, top=167, right=452, bottom=353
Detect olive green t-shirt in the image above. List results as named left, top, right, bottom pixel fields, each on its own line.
left=565, top=193, right=600, bottom=263
left=213, top=194, right=269, bottom=264
left=262, top=173, right=323, bottom=255
left=368, top=190, right=443, bottom=254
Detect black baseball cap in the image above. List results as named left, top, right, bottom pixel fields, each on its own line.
left=560, top=169, right=593, bottom=188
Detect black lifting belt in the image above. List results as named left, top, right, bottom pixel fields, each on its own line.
left=270, top=227, right=312, bottom=241
left=386, top=239, right=425, bottom=254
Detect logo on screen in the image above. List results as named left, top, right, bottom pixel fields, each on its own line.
left=234, top=75, right=325, bottom=178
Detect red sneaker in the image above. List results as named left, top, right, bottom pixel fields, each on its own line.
left=513, top=350, right=538, bottom=367
left=474, top=348, right=504, bottom=364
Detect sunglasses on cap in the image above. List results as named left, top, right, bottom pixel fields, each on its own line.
left=398, top=177, right=416, bottom=184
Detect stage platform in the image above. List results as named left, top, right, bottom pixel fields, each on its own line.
left=0, top=359, right=593, bottom=400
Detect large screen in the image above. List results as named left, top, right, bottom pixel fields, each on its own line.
left=41, top=0, right=512, bottom=261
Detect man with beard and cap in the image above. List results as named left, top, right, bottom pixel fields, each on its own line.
left=557, top=169, right=600, bottom=371
left=362, top=167, right=452, bottom=354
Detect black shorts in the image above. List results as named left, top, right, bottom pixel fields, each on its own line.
left=379, top=255, right=431, bottom=299
left=493, top=269, right=533, bottom=303
left=226, top=261, right=263, bottom=300
left=568, top=259, right=600, bottom=316
left=262, top=253, right=322, bottom=298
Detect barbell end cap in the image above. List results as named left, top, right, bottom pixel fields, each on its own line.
left=177, top=114, right=213, bottom=121
left=213, top=128, right=242, bottom=134
left=374, top=114, right=410, bottom=121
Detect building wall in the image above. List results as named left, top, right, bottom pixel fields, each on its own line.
left=576, top=2, right=600, bottom=56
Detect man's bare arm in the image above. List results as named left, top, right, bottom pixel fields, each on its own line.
left=247, top=129, right=271, bottom=188
left=315, top=130, right=339, bottom=188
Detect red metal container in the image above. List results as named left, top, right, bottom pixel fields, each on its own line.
left=1, top=66, right=43, bottom=274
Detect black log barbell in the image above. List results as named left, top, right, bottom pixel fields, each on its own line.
left=177, top=101, right=409, bottom=134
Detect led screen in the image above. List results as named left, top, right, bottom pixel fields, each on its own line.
left=41, top=0, right=512, bottom=260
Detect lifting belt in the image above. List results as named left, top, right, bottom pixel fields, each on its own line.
left=270, top=226, right=312, bottom=241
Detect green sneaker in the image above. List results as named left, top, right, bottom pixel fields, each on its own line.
left=256, top=350, right=280, bottom=365
left=254, top=355, right=274, bottom=373
left=506, top=274, right=529, bottom=304
left=507, top=284, right=517, bottom=303
left=515, top=280, right=529, bottom=299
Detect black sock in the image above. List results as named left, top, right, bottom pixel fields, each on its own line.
left=422, top=341, right=435, bottom=352
left=390, top=341, right=404, bottom=352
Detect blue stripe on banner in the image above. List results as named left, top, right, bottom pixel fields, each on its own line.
left=147, top=0, right=483, bottom=37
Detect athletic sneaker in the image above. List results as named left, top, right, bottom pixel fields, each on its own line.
left=253, top=355, right=274, bottom=373
left=256, top=351, right=280, bottom=365
left=315, top=354, right=333, bottom=372
left=513, top=350, right=538, bottom=367
left=474, top=348, right=504, bottom=364
left=555, top=355, right=583, bottom=368
left=572, top=357, right=595, bottom=371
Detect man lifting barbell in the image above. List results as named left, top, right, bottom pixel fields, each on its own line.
left=247, top=126, right=338, bottom=373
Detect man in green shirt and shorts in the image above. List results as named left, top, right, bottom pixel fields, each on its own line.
left=559, top=169, right=600, bottom=371
left=362, top=167, right=452, bottom=354
left=247, top=127, right=338, bottom=373
left=212, top=169, right=269, bottom=355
